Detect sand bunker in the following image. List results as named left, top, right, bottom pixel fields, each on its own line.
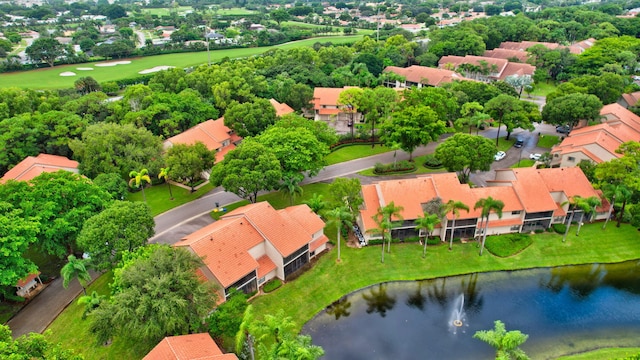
left=138, top=65, right=175, bottom=74
left=60, top=71, right=76, bottom=76
left=76, top=67, right=94, bottom=71
left=95, top=60, right=132, bottom=67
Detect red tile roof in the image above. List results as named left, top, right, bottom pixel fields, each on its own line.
left=1, top=154, right=78, bottom=182
left=600, top=103, right=640, bottom=134
left=269, top=98, right=295, bottom=116
left=500, top=62, right=536, bottom=80
left=310, top=234, right=329, bottom=252
left=499, top=41, right=561, bottom=51
left=483, top=48, right=529, bottom=63
left=16, top=271, right=40, bottom=287
left=165, top=118, right=232, bottom=151
left=311, top=86, right=360, bottom=114
left=621, top=91, right=640, bottom=108
left=383, top=65, right=470, bottom=86
left=256, top=255, right=277, bottom=278
left=144, top=333, right=237, bottom=360
left=438, top=55, right=535, bottom=79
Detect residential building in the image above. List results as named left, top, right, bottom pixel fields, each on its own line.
left=269, top=98, right=295, bottom=116
left=438, top=55, right=535, bottom=82
left=16, top=271, right=42, bottom=298
left=1, top=154, right=79, bottom=182
left=358, top=168, right=607, bottom=243
left=550, top=103, right=640, bottom=167
left=383, top=65, right=471, bottom=88
left=174, top=202, right=328, bottom=302
left=498, top=39, right=596, bottom=55
left=163, top=118, right=242, bottom=165
left=308, top=86, right=364, bottom=132
left=144, top=333, right=238, bottom=360
left=618, top=91, right=640, bottom=109
left=483, top=48, right=529, bottom=63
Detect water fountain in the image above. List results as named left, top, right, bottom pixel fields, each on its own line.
left=448, top=294, right=467, bottom=334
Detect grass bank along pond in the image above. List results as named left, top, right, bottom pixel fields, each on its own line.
left=303, top=261, right=640, bottom=360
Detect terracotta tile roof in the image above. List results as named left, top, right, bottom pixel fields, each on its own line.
left=282, top=205, right=326, bottom=235
left=269, top=99, right=295, bottom=116
left=568, top=38, right=596, bottom=54
left=16, top=271, right=40, bottom=287
left=553, top=202, right=567, bottom=217
left=144, top=333, right=238, bottom=360
left=439, top=55, right=508, bottom=74
left=535, top=167, right=600, bottom=200
left=383, top=65, right=471, bottom=86
left=360, top=184, right=382, bottom=233
left=483, top=48, right=529, bottom=62
left=256, top=255, right=276, bottom=278
left=507, top=169, right=558, bottom=213
left=471, top=186, right=523, bottom=212
left=1, top=154, right=78, bottom=182
left=310, top=234, right=329, bottom=252
left=499, top=62, right=536, bottom=80
left=214, top=143, right=236, bottom=163
left=601, top=103, right=640, bottom=134
left=222, top=202, right=322, bottom=257
left=165, top=118, right=232, bottom=151
left=487, top=217, right=522, bottom=228
left=622, top=92, right=640, bottom=108
left=552, top=127, right=628, bottom=160
left=499, top=41, right=561, bottom=51
left=311, top=86, right=360, bottom=113
left=175, top=217, right=262, bottom=288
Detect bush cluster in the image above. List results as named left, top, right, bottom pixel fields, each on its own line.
left=262, top=278, right=282, bottom=293
left=552, top=223, right=566, bottom=234
left=423, top=154, right=443, bottom=169
left=373, top=160, right=415, bottom=174
left=484, top=233, right=533, bottom=257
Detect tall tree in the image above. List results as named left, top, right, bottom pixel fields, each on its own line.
left=485, top=94, right=537, bottom=143
left=157, top=167, right=174, bottom=200
left=380, top=105, right=447, bottom=161
left=601, top=184, right=632, bottom=229
left=223, top=99, right=277, bottom=138
left=278, top=174, right=304, bottom=206
left=374, top=202, right=404, bottom=255
left=325, top=206, right=353, bottom=262
left=303, top=193, right=329, bottom=217
left=435, top=133, right=496, bottom=184
left=0, top=202, right=39, bottom=288
left=415, top=212, right=440, bottom=258
left=561, top=196, right=589, bottom=243
left=474, top=196, right=504, bottom=256
left=210, top=140, right=282, bottom=204
left=473, top=320, right=530, bottom=360
left=329, top=178, right=363, bottom=219
left=443, top=200, right=470, bottom=251
left=165, top=142, right=215, bottom=192
left=77, top=201, right=155, bottom=270
left=61, top=254, right=92, bottom=295
left=25, top=38, right=65, bottom=67
left=128, top=168, right=151, bottom=203
left=541, top=93, right=603, bottom=131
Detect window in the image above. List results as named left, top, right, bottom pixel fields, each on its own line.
left=258, top=277, right=265, bottom=284
left=510, top=225, right=521, bottom=231
left=310, top=250, right=316, bottom=257
left=512, top=210, right=521, bottom=215
left=567, top=156, right=575, bottom=162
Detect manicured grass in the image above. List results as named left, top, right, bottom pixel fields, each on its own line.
left=45, top=271, right=151, bottom=360
left=213, top=7, right=257, bottom=15
left=0, top=35, right=365, bottom=89
left=141, top=6, right=194, bottom=16
left=538, top=134, right=561, bottom=148
left=558, top=348, right=640, bottom=360
left=127, top=182, right=214, bottom=216
left=324, top=144, right=391, bottom=165
left=496, top=136, right=516, bottom=151
left=357, top=152, right=445, bottom=176
left=251, top=223, right=640, bottom=335
left=529, top=82, right=557, bottom=96
left=510, top=159, right=536, bottom=168
left=484, top=233, right=533, bottom=257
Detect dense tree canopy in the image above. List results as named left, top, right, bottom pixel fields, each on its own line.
left=541, top=93, right=603, bottom=129
left=381, top=105, right=447, bottom=160
left=223, top=98, right=277, bottom=138
left=165, top=142, right=215, bottom=192
left=25, top=37, right=65, bottom=67
left=0, top=202, right=39, bottom=287
left=255, top=126, right=329, bottom=177
left=435, top=133, right=496, bottom=184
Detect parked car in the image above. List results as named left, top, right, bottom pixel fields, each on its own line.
left=494, top=151, right=506, bottom=161
left=529, top=153, right=542, bottom=161
left=514, top=137, right=524, bottom=148
left=556, top=125, right=570, bottom=134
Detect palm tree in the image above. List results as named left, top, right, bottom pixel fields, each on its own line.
left=602, top=184, right=632, bottom=229
left=444, top=200, right=470, bottom=250
left=415, top=212, right=440, bottom=258
left=370, top=214, right=392, bottom=263
left=304, top=193, right=329, bottom=217
left=474, top=196, right=504, bottom=256
left=279, top=174, right=303, bottom=206
left=375, top=201, right=404, bottom=254
left=325, top=206, right=354, bottom=262
left=157, top=167, right=174, bottom=200
left=575, top=196, right=601, bottom=236
left=77, top=290, right=105, bottom=319
left=236, top=305, right=256, bottom=360
left=472, top=113, right=492, bottom=135
left=61, top=254, right=92, bottom=295
left=561, top=196, right=588, bottom=242
left=129, top=168, right=151, bottom=202
left=473, top=320, right=530, bottom=360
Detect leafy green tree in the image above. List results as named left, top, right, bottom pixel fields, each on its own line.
left=74, top=76, right=101, bottom=95
left=207, top=289, right=248, bottom=340
left=541, top=93, right=603, bottom=131
left=474, top=196, right=504, bottom=256
left=128, top=168, right=151, bottom=203
left=61, top=254, right=92, bottom=295
left=473, top=320, right=530, bottom=360
left=415, top=212, right=440, bottom=258
left=210, top=141, right=282, bottom=204
left=304, top=193, right=329, bottom=217
left=77, top=201, right=154, bottom=270
left=402, top=86, right=459, bottom=127
left=444, top=200, right=470, bottom=250
left=381, top=105, right=447, bottom=161
left=325, top=206, right=353, bottom=262
left=158, top=167, right=173, bottom=200
left=574, top=196, right=601, bottom=236
left=77, top=291, right=105, bottom=319
left=93, top=173, right=128, bottom=201
left=272, top=114, right=338, bottom=147
left=279, top=174, right=304, bottom=206
left=601, top=183, right=633, bottom=229
left=89, top=246, right=217, bottom=345
left=485, top=94, right=537, bottom=143
left=0, top=325, right=83, bottom=360
left=0, top=202, right=39, bottom=288
left=165, top=142, right=215, bottom=192
left=223, top=99, right=277, bottom=138
left=69, top=122, right=164, bottom=179
left=25, top=38, right=65, bottom=67
left=435, top=134, right=496, bottom=184
left=270, top=9, right=291, bottom=24
left=0, top=113, right=47, bottom=175
left=255, top=126, right=329, bottom=178
left=329, top=178, right=363, bottom=218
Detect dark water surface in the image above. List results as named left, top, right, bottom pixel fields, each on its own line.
left=302, top=261, right=640, bottom=359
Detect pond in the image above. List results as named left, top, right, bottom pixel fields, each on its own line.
left=302, top=261, right=640, bottom=359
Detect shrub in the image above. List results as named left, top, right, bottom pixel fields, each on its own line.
left=423, top=154, right=442, bottom=169
left=426, top=237, right=441, bottom=245
left=263, top=278, right=282, bottom=293
left=552, top=223, right=566, bottom=234
left=534, top=229, right=544, bottom=234
left=484, top=233, right=533, bottom=257
left=373, top=160, right=416, bottom=174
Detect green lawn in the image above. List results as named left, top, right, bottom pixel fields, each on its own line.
left=496, top=136, right=516, bottom=151
left=325, top=144, right=391, bottom=165
left=529, top=81, right=557, bottom=96
left=558, top=347, right=640, bottom=360
left=140, top=6, right=194, bottom=16
left=127, top=182, right=214, bottom=216
left=511, top=159, right=536, bottom=168
left=0, top=35, right=365, bottom=90
left=356, top=152, right=446, bottom=177
left=538, top=134, right=561, bottom=148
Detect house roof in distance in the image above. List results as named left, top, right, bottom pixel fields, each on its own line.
left=165, top=118, right=232, bottom=151
left=483, top=48, right=529, bottom=63
left=311, top=86, right=360, bottom=114
left=1, top=154, right=78, bottom=182
left=383, top=65, right=471, bottom=86
left=269, top=98, right=295, bottom=116
left=144, top=333, right=238, bottom=360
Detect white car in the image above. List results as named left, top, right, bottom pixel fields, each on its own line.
left=494, top=151, right=506, bottom=161
left=529, top=153, right=542, bottom=161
